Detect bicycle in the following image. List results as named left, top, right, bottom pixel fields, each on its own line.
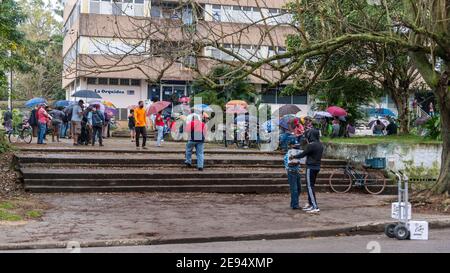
left=8, top=120, right=33, bottom=144
left=329, top=157, right=387, bottom=195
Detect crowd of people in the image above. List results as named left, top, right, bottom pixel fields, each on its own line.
left=23, top=100, right=112, bottom=146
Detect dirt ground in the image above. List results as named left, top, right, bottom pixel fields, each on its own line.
left=0, top=152, right=23, bottom=197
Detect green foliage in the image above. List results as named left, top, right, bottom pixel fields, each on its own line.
left=309, top=74, right=383, bottom=123
left=0, top=209, right=22, bottom=221
left=423, top=115, right=441, bottom=140
left=0, top=0, right=28, bottom=98
left=0, top=131, right=11, bottom=153
left=322, top=134, right=442, bottom=145
left=12, top=0, right=64, bottom=100
left=191, top=65, right=257, bottom=109
left=25, top=210, right=43, bottom=219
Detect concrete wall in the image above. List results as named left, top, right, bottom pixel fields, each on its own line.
left=323, top=142, right=442, bottom=172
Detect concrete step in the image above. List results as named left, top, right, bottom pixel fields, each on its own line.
left=112, top=130, right=156, bottom=138
left=23, top=184, right=397, bottom=194
left=23, top=177, right=348, bottom=186
left=16, top=147, right=287, bottom=155
left=20, top=168, right=348, bottom=180
left=15, top=154, right=346, bottom=168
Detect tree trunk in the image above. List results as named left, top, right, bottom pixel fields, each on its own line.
left=432, top=72, right=450, bottom=194
left=389, top=88, right=410, bottom=134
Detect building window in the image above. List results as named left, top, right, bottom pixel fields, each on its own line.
left=87, top=78, right=97, bottom=84
left=90, top=0, right=146, bottom=16
left=261, top=88, right=277, bottom=104
left=120, top=78, right=130, bottom=85
left=151, top=5, right=161, bottom=17
left=98, top=78, right=108, bottom=85
left=131, top=79, right=140, bottom=86
left=109, top=78, right=119, bottom=85
left=127, top=90, right=135, bottom=95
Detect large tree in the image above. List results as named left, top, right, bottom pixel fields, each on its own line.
left=191, top=65, right=257, bottom=108
left=0, top=0, right=27, bottom=99
left=13, top=0, right=64, bottom=100
left=226, top=0, right=449, bottom=193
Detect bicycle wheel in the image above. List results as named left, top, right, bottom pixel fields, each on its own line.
left=22, top=129, right=33, bottom=144
left=8, top=131, right=19, bottom=144
left=364, top=171, right=387, bottom=195
left=329, top=169, right=353, bottom=193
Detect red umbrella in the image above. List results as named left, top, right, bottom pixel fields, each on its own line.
left=178, top=96, right=190, bottom=103
left=146, top=101, right=171, bottom=116
left=327, top=106, right=347, bottom=117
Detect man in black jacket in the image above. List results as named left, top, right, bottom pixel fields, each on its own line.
left=290, top=128, right=323, bottom=213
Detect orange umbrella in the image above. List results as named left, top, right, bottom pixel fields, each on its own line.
left=226, top=100, right=248, bottom=109
left=102, top=101, right=116, bottom=108
left=226, top=105, right=248, bottom=114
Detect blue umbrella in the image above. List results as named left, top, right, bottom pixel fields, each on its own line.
left=262, top=119, right=277, bottom=132
left=235, top=115, right=258, bottom=124
left=278, top=115, right=298, bottom=130
left=71, top=90, right=102, bottom=99
left=368, top=108, right=396, bottom=117
left=25, top=98, right=47, bottom=108
left=193, top=104, right=213, bottom=112
left=54, top=100, right=72, bottom=108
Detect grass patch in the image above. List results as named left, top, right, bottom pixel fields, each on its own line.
left=322, top=135, right=442, bottom=145
left=25, top=210, right=43, bottom=219
left=0, top=198, right=48, bottom=222
left=0, top=209, right=22, bottom=221
left=0, top=202, right=15, bottom=210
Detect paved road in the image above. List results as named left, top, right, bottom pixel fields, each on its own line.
left=4, top=228, right=450, bottom=253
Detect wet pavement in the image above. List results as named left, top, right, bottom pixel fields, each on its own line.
left=1, top=192, right=448, bottom=246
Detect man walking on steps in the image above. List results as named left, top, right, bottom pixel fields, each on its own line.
left=134, top=100, right=147, bottom=150
left=290, top=128, right=323, bottom=214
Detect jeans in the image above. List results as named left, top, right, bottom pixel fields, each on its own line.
left=306, top=168, right=320, bottom=209
left=135, top=126, right=147, bottom=147
left=287, top=170, right=301, bottom=209
left=92, top=125, right=103, bottom=145
left=185, top=141, right=204, bottom=169
left=60, top=122, right=67, bottom=138
left=37, top=122, right=46, bottom=144
left=156, top=126, right=164, bottom=146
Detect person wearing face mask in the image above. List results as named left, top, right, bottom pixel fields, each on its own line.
left=134, top=100, right=147, bottom=150
left=290, top=128, right=324, bottom=214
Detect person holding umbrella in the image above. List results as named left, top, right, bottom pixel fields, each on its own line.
left=185, top=113, right=207, bottom=171
left=155, top=110, right=165, bottom=147
left=134, top=100, right=147, bottom=150
left=49, top=107, right=66, bottom=142
left=37, top=103, right=52, bottom=145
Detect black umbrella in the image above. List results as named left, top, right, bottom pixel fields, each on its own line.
left=276, top=104, right=301, bottom=117
left=71, top=90, right=102, bottom=100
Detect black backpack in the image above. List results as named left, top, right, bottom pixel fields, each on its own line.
left=28, top=109, right=37, bottom=126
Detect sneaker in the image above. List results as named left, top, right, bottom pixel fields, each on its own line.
left=302, top=206, right=313, bottom=211
left=306, top=208, right=320, bottom=214
left=198, top=168, right=203, bottom=171
left=301, top=204, right=311, bottom=210
left=184, top=162, right=192, bottom=168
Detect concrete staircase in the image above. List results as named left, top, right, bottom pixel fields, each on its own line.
left=14, top=148, right=395, bottom=194
left=112, top=129, right=156, bottom=139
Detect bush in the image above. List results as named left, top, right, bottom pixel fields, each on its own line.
left=423, top=115, right=441, bottom=140
left=0, top=131, right=11, bottom=153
